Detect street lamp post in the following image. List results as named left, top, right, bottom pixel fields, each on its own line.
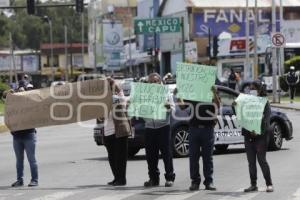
left=43, top=16, right=55, bottom=82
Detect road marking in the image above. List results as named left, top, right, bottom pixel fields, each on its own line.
left=217, top=188, right=260, bottom=200
left=31, top=191, right=80, bottom=200
left=154, top=191, right=199, bottom=200
left=291, top=188, right=300, bottom=200
left=90, top=190, right=140, bottom=200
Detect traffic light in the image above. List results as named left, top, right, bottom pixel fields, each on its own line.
left=27, top=0, right=35, bottom=15
left=147, top=48, right=153, bottom=56
left=76, top=0, right=84, bottom=13
left=212, top=36, right=219, bottom=58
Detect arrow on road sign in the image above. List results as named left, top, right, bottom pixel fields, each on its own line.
left=137, top=21, right=144, bottom=32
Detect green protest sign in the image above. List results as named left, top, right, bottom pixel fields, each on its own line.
left=127, top=82, right=168, bottom=120
left=176, top=62, right=217, bottom=102
left=234, top=94, right=268, bottom=135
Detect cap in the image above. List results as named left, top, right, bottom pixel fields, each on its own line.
left=290, top=66, right=295, bottom=70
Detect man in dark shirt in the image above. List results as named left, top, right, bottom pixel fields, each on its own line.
left=8, top=84, right=39, bottom=187
left=178, top=86, right=220, bottom=191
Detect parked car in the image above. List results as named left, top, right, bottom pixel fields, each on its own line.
left=94, top=85, right=293, bottom=157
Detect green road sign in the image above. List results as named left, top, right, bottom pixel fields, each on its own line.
left=134, top=17, right=181, bottom=34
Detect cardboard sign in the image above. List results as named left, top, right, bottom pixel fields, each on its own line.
left=5, top=79, right=112, bottom=132
left=234, top=94, right=268, bottom=135
left=128, top=82, right=168, bottom=120
left=176, top=62, right=217, bottom=102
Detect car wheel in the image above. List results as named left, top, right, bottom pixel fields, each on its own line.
left=269, top=121, right=283, bottom=151
left=128, top=147, right=140, bottom=158
left=215, top=144, right=229, bottom=152
left=173, top=126, right=189, bottom=158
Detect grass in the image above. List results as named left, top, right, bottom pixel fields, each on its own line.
left=0, top=101, right=4, bottom=115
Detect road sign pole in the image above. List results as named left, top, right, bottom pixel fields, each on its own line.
left=272, top=0, right=277, bottom=103
left=181, top=17, right=185, bottom=62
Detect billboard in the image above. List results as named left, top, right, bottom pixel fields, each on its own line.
left=218, top=34, right=271, bottom=57
left=103, top=20, right=124, bottom=52
left=23, top=55, right=39, bottom=72
left=193, top=8, right=279, bottom=37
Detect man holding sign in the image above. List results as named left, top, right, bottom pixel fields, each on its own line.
left=233, top=81, right=273, bottom=193
left=128, top=73, right=176, bottom=187
left=176, top=63, right=220, bottom=191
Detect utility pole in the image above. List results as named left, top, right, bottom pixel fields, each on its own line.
left=9, top=32, right=18, bottom=86
left=81, top=12, right=85, bottom=74
left=245, top=0, right=250, bottom=80
left=49, top=19, right=54, bottom=82
left=127, top=0, right=133, bottom=77
left=254, top=0, right=258, bottom=79
left=279, top=0, right=284, bottom=76
left=64, top=24, right=69, bottom=81
left=272, top=0, right=277, bottom=103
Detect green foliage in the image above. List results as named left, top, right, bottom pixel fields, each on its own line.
left=0, top=0, right=88, bottom=49
left=0, top=82, right=10, bottom=99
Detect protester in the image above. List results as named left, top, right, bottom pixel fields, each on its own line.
left=235, top=80, right=273, bottom=193
left=143, top=73, right=176, bottom=187
left=8, top=84, right=39, bottom=187
left=228, top=68, right=238, bottom=90
left=103, top=78, right=132, bottom=186
left=285, top=66, right=299, bottom=103
left=178, top=86, right=221, bottom=191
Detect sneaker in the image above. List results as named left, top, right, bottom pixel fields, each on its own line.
left=244, top=185, right=258, bottom=192
left=107, top=180, right=116, bottom=186
left=11, top=180, right=24, bottom=187
left=144, top=179, right=159, bottom=187
left=205, top=184, right=217, bottom=191
left=165, top=181, right=174, bottom=187
left=266, top=185, right=274, bottom=193
left=112, top=180, right=126, bottom=186
left=189, top=183, right=199, bottom=191
left=28, top=181, right=38, bottom=187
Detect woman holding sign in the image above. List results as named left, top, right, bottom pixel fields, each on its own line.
left=103, top=78, right=132, bottom=186
left=235, top=81, right=273, bottom=193
left=143, top=73, right=176, bottom=188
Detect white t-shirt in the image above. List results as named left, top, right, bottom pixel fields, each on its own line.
left=104, top=92, right=126, bottom=137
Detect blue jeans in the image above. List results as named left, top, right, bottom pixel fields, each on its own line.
left=13, top=134, right=38, bottom=182
left=189, top=126, right=214, bottom=186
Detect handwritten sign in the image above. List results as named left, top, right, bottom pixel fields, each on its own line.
left=234, top=94, right=268, bottom=135
left=5, top=79, right=112, bottom=131
left=176, top=62, right=217, bottom=102
left=128, top=82, right=168, bottom=120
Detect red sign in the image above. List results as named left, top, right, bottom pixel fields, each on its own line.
left=272, top=33, right=285, bottom=47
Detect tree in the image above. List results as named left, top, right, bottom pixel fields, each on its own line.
left=0, top=0, right=88, bottom=49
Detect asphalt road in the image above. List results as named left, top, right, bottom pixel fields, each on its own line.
left=0, top=109, right=300, bottom=200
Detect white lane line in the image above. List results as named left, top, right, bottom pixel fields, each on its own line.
left=31, top=191, right=80, bottom=200
left=154, top=191, right=199, bottom=200
left=291, top=188, right=300, bottom=200
left=90, top=190, right=141, bottom=200
left=217, top=188, right=260, bottom=200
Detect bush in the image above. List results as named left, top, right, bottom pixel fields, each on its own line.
left=0, top=82, right=10, bottom=99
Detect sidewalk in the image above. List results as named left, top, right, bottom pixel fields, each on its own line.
left=0, top=116, right=8, bottom=134
left=271, top=101, right=300, bottom=111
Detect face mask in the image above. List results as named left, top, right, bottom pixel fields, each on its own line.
left=112, top=95, right=120, bottom=104
left=249, top=90, right=258, bottom=96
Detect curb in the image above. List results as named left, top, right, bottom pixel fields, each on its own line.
left=0, top=124, right=8, bottom=134
left=271, top=104, right=300, bottom=111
